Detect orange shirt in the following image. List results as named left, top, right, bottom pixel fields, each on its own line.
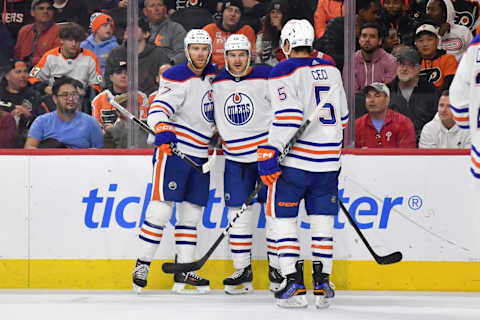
left=203, top=23, right=256, bottom=68
left=420, top=52, right=458, bottom=89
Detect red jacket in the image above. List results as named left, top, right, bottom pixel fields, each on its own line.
left=14, top=23, right=60, bottom=66
left=355, top=109, right=416, bottom=148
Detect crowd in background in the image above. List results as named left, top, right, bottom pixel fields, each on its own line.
left=0, top=0, right=476, bottom=149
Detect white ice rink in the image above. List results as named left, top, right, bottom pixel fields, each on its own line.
left=1, top=290, right=480, bottom=320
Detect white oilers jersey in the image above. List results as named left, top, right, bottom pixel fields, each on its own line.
left=450, top=35, right=480, bottom=180
left=147, top=63, right=217, bottom=158
left=212, top=65, right=273, bottom=163
left=268, top=57, right=349, bottom=172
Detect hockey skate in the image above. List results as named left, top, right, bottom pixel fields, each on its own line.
left=223, top=265, right=253, bottom=295
left=172, top=271, right=210, bottom=294
left=268, top=265, right=284, bottom=292
left=132, top=260, right=150, bottom=294
left=274, top=260, right=307, bottom=308
left=313, top=261, right=335, bottom=309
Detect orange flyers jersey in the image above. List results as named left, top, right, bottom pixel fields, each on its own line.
left=203, top=23, right=256, bottom=69
left=91, top=90, right=148, bottom=126
left=29, top=47, right=103, bottom=88
left=420, top=52, right=458, bottom=89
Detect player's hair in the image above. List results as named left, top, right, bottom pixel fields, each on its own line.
left=440, top=90, right=449, bottom=97
left=359, top=22, right=384, bottom=40
left=292, top=46, right=313, bottom=54
left=59, top=23, right=86, bottom=42
left=52, top=76, right=78, bottom=96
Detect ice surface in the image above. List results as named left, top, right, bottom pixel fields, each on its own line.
left=1, top=290, right=479, bottom=320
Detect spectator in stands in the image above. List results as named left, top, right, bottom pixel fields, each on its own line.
left=52, top=0, right=90, bottom=31
left=380, top=0, right=416, bottom=46
left=255, top=0, right=289, bottom=66
left=355, top=82, right=416, bottom=148
left=451, top=0, right=480, bottom=32
left=29, top=23, right=103, bottom=95
left=14, top=0, right=60, bottom=66
left=105, top=18, right=170, bottom=95
left=419, top=90, right=471, bottom=148
left=143, top=0, right=187, bottom=65
left=382, top=26, right=401, bottom=53
left=426, top=0, right=472, bottom=61
left=0, top=59, right=37, bottom=147
left=203, top=0, right=256, bottom=68
left=414, top=23, right=457, bottom=91
left=288, top=0, right=316, bottom=24
left=352, top=23, right=398, bottom=92
left=389, top=46, right=439, bottom=144
left=91, top=60, right=148, bottom=148
left=0, top=101, right=17, bottom=148
left=314, top=0, right=345, bottom=39
left=165, top=0, right=207, bottom=15
left=25, top=76, right=103, bottom=148
left=1, top=0, right=34, bottom=40
left=80, top=12, right=119, bottom=75
left=314, top=0, right=381, bottom=71
left=0, top=22, right=14, bottom=68
left=242, top=0, right=267, bottom=33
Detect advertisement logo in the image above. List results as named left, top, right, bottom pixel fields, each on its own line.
left=82, top=186, right=409, bottom=231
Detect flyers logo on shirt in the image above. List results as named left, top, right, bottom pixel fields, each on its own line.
left=224, top=92, right=254, bottom=126
left=201, top=89, right=214, bottom=122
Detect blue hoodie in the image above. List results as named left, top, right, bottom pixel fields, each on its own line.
left=80, top=34, right=119, bottom=75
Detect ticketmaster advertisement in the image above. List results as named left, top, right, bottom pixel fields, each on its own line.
left=0, top=152, right=478, bottom=290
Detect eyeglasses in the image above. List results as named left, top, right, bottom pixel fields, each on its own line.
left=57, top=93, right=80, bottom=99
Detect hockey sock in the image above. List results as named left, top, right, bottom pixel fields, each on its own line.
left=175, top=202, right=202, bottom=263
left=137, top=200, right=172, bottom=262
left=310, top=215, right=334, bottom=274
left=266, top=215, right=280, bottom=269
left=274, top=217, right=299, bottom=276
left=228, top=206, right=254, bottom=269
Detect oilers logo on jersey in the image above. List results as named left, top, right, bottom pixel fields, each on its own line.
left=224, top=92, right=254, bottom=126
left=201, top=90, right=214, bottom=122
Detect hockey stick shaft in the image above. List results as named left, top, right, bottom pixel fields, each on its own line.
left=162, top=84, right=340, bottom=274
left=339, top=200, right=402, bottom=265
left=105, top=90, right=215, bottom=173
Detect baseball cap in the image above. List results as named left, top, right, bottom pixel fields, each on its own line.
left=395, top=46, right=421, bottom=65
left=415, top=23, right=439, bottom=38
left=363, top=82, right=390, bottom=97
left=112, top=61, right=127, bottom=73
left=31, top=0, right=53, bottom=10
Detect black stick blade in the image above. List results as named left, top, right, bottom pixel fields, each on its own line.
left=376, top=251, right=403, bottom=265
left=162, top=261, right=202, bottom=274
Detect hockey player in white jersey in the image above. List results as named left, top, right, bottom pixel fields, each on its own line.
left=212, top=34, right=283, bottom=294
left=257, top=19, right=349, bottom=308
left=449, top=35, right=480, bottom=206
left=132, top=29, right=217, bottom=294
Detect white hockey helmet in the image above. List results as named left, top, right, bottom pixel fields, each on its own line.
left=224, top=34, right=251, bottom=77
left=184, top=29, right=212, bottom=69
left=280, top=19, right=314, bottom=57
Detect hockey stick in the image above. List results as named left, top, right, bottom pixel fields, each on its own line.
left=162, top=84, right=340, bottom=274
left=339, top=200, right=402, bottom=265
left=105, top=90, right=216, bottom=174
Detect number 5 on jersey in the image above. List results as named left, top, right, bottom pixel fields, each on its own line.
left=315, top=85, right=336, bottom=125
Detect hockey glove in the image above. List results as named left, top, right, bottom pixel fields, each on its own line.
left=257, top=145, right=281, bottom=186
left=154, top=122, right=176, bottom=156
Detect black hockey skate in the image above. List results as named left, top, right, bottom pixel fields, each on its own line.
left=313, top=261, right=335, bottom=309
left=268, top=265, right=285, bottom=292
left=223, top=265, right=253, bottom=295
left=132, top=259, right=150, bottom=294
left=172, top=271, right=210, bottom=294
left=274, top=260, right=307, bottom=308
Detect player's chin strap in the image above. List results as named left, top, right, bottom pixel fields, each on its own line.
left=105, top=90, right=217, bottom=174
